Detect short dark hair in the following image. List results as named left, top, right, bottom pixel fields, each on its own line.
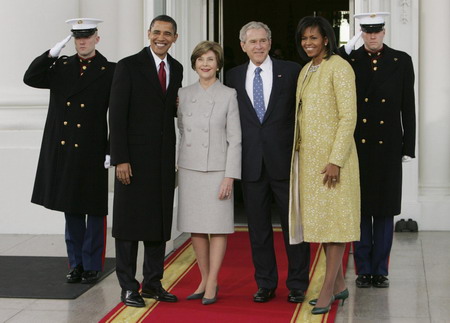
left=295, top=16, right=337, bottom=62
left=191, top=41, right=224, bottom=71
left=149, top=15, right=177, bottom=34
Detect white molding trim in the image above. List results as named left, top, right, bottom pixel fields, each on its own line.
left=400, top=0, right=411, bottom=24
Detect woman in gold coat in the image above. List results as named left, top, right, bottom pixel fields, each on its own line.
left=289, top=16, right=360, bottom=315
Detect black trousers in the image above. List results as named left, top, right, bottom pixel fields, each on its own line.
left=242, top=166, right=310, bottom=291
left=354, top=215, right=394, bottom=276
left=115, top=238, right=165, bottom=292
left=64, top=213, right=106, bottom=271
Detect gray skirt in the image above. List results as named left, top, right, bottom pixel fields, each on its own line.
left=177, top=167, right=234, bottom=234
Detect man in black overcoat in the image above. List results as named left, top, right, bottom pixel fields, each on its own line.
left=23, top=19, right=115, bottom=284
left=226, top=21, right=310, bottom=303
left=338, top=12, right=416, bottom=288
left=109, top=15, right=183, bottom=307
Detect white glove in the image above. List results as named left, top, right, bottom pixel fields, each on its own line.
left=402, top=155, right=412, bottom=163
left=104, top=155, right=112, bottom=169
left=49, top=34, right=72, bottom=58
left=344, top=31, right=362, bottom=55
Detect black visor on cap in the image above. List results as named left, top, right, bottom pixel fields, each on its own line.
left=361, top=24, right=384, bottom=33
left=72, top=28, right=97, bottom=38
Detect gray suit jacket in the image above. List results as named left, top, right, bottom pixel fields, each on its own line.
left=177, top=80, right=241, bottom=179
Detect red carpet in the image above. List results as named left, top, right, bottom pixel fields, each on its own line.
left=100, top=228, right=350, bottom=323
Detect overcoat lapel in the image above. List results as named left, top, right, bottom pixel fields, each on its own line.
left=136, top=48, right=165, bottom=98
left=166, top=54, right=180, bottom=99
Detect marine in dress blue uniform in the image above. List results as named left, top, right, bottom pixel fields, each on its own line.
left=23, top=18, right=115, bottom=284
left=338, top=13, right=416, bottom=288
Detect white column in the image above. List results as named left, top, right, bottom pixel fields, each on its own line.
left=419, top=0, right=450, bottom=229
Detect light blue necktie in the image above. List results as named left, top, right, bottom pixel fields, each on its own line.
left=253, top=67, right=265, bottom=123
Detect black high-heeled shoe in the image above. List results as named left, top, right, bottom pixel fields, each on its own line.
left=309, top=288, right=349, bottom=306
left=202, top=286, right=219, bottom=305
left=186, top=291, right=205, bottom=300
left=311, top=295, right=335, bottom=315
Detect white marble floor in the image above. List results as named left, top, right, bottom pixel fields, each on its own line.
left=0, top=230, right=448, bottom=323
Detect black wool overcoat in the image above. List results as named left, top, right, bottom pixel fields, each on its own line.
left=23, top=51, right=115, bottom=215
left=339, top=44, right=416, bottom=217
left=109, top=48, right=183, bottom=241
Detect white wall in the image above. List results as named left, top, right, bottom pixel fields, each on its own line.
left=418, top=0, right=450, bottom=229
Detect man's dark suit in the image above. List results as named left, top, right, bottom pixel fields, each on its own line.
left=226, top=58, right=310, bottom=291
left=109, top=47, right=183, bottom=292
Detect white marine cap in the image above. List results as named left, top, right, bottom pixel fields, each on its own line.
left=354, top=12, right=390, bottom=32
left=65, top=18, right=103, bottom=37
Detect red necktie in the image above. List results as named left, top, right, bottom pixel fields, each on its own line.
left=158, top=61, right=166, bottom=94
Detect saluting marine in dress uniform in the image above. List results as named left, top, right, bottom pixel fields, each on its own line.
left=23, top=18, right=115, bottom=284
left=338, top=12, right=416, bottom=288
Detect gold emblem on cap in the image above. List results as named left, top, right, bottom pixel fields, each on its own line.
left=78, top=20, right=83, bottom=24
left=370, top=14, right=376, bottom=18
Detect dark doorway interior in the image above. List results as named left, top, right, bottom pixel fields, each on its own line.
left=218, top=0, right=350, bottom=224
left=222, top=0, right=350, bottom=72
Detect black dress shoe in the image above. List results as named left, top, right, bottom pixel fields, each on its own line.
left=81, top=270, right=100, bottom=284
left=372, top=275, right=389, bottom=288
left=66, top=264, right=84, bottom=283
left=288, top=289, right=306, bottom=303
left=355, top=275, right=372, bottom=288
left=141, top=286, right=178, bottom=302
left=121, top=290, right=145, bottom=307
left=253, top=288, right=276, bottom=303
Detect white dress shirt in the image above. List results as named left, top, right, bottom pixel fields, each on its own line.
left=149, top=47, right=170, bottom=89
left=245, top=56, right=273, bottom=109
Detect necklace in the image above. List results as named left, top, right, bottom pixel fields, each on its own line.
left=309, top=64, right=320, bottom=73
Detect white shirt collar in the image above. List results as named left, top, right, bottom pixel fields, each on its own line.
left=149, top=47, right=169, bottom=68
left=248, top=55, right=272, bottom=74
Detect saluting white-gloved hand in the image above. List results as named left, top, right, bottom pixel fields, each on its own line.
left=49, top=34, right=72, bottom=58
left=344, top=30, right=363, bottom=55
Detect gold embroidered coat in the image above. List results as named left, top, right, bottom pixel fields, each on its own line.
left=289, top=55, right=360, bottom=243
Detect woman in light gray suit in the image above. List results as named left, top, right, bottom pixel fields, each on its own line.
left=177, top=41, right=241, bottom=305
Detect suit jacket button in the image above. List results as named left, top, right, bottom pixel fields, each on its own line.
left=361, top=139, right=366, bottom=144
left=186, top=143, right=191, bottom=147
left=380, top=120, right=385, bottom=125
left=381, top=99, right=386, bottom=103
left=66, top=102, right=71, bottom=107
left=187, top=128, right=191, bottom=132
left=362, top=118, right=367, bottom=123
left=74, top=144, right=79, bottom=148
left=379, top=141, right=384, bottom=144
left=61, top=140, right=66, bottom=145
left=77, top=123, right=81, bottom=128
left=63, top=121, right=68, bottom=125
left=364, top=98, right=369, bottom=102
left=187, top=112, right=192, bottom=116
left=80, top=103, right=85, bottom=108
